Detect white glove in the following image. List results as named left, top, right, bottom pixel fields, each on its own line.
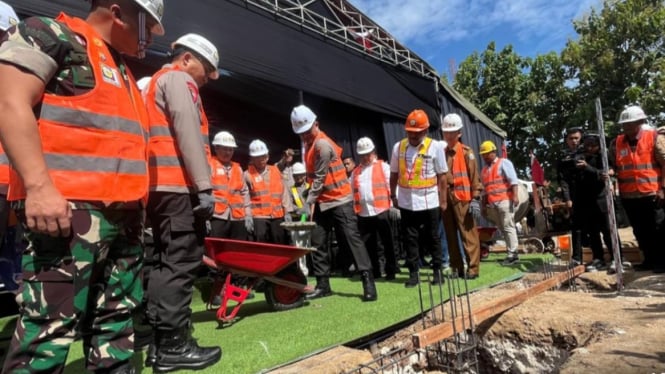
left=469, top=199, right=481, bottom=222
left=284, top=214, right=293, bottom=223
left=244, top=216, right=254, bottom=233
left=388, top=207, right=401, bottom=221
left=205, top=220, right=212, bottom=235
left=193, top=190, right=215, bottom=219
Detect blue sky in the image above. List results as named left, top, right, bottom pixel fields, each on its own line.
left=351, top=0, right=603, bottom=78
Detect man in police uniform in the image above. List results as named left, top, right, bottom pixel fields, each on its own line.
left=291, top=104, right=377, bottom=302
left=142, top=33, right=222, bottom=371
left=440, top=113, right=483, bottom=279
left=0, top=1, right=164, bottom=372
left=390, top=109, right=448, bottom=287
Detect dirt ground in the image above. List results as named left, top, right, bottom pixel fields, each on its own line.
left=271, top=228, right=665, bottom=374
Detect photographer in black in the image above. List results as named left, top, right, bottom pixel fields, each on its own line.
left=575, top=133, right=626, bottom=272
left=556, top=127, right=584, bottom=266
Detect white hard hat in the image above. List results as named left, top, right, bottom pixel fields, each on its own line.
left=441, top=113, right=463, bottom=132
left=291, top=105, right=317, bottom=134
left=0, top=1, right=18, bottom=32
left=617, top=105, right=647, bottom=124
left=133, top=0, right=165, bottom=35
left=249, top=139, right=269, bottom=157
left=136, top=76, right=151, bottom=91
left=212, top=131, right=237, bottom=148
left=356, top=137, right=375, bottom=155
left=292, top=162, right=306, bottom=175
left=172, top=33, right=220, bottom=80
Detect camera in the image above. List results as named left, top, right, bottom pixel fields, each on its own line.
left=559, top=148, right=585, bottom=170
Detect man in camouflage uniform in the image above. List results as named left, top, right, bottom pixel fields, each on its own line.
left=0, top=1, right=164, bottom=373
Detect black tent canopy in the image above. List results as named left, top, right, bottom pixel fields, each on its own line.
left=7, top=0, right=504, bottom=163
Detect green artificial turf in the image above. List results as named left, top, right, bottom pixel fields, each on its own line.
left=0, top=253, right=553, bottom=373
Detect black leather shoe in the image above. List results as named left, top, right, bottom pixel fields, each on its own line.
left=404, top=272, right=419, bottom=288
left=153, top=328, right=222, bottom=373
left=305, top=287, right=332, bottom=300
left=360, top=271, right=377, bottom=301
left=431, top=269, right=443, bottom=285
left=144, top=344, right=156, bottom=367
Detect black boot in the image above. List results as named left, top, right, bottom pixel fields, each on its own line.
left=404, top=271, right=419, bottom=288
left=144, top=343, right=156, bottom=367
left=431, top=268, right=443, bottom=285
left=153, top=327, right=222, bottom=373
left=360, top=271, right=377, bottom=301
left=306, top=276, right=332, bottom=300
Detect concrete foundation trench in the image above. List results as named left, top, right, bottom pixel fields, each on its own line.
left=270, top=262, right=665, bottom=374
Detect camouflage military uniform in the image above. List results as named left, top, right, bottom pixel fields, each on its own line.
left=0, top=17, right=144, bottom=373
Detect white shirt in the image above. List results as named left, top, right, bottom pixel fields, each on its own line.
left=351, top=159, right=391, bottom=217
left=390, top=138, right=448, bottom=211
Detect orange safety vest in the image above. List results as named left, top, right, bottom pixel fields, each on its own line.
left=450, top=143, right=472, bottom=202
left=145, top=65, right=211, bottom=190
left=481, top=158, right=511, bottom=204
left=0, top=145, right=9, bottom=194
left=397, top=137, right=437, bottom=189
left=247, top=165, right=285, bottom=218
left=305, top=131, right=352, bottom=203
left=352, top=160, right=391, bottom=214
left=8, top=13, right=149, bottom=202
left=210, top=157, right=246, bottom=219
left=615, top=130, right=661, bottom=196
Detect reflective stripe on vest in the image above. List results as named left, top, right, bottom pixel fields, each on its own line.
left=210, top=157, right=245, bottom=219
left=305, top=131, right=352, bottom=203
left=291, top=183, right=309, bottom=209
left=616, top=130, right=661, bottom=197
left=248, top=165, right=285, bottom=218
left=481, top=158, right=511, bottom=203
left=145, top=66, right=211, bottom=190
left=352, top=160, right=391, bottom=214
left=397, top=137, right=437, bottom=189
left=8, top=13, right=149, bottom=202
left=451, top=143, right=472, bottom=201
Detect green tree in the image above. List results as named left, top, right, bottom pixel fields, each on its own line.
left=453, top=43, right=574, bottom=179
left=562, top=0, right=665, bottom=130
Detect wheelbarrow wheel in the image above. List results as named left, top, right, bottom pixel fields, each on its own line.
left=264, top=267, right=306, bottom=312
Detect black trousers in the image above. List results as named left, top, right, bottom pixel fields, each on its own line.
left=253, top=217, right=287, bottom=244
left=358, top=211, right=398, bottom=276
left=145, top=192, right=206, bottom=331
left=578, top=199, right=622, bottom=261
left=621, top=196, right=665, bottom=267
left=400, top=207, right=443, bottom=272
left=210, top=218, right=247, bottom=240
left=310, top=202, right=372, bottom=277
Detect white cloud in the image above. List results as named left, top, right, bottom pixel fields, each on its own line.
left=350, top=0, right=602, bottom=47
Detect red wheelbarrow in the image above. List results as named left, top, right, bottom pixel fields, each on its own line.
left=202, top=238, right=315, bottom=323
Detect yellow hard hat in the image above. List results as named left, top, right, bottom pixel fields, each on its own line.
left=479, top=140, right=497, bottom=155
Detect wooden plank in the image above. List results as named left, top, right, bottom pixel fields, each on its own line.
left=412, top=265, right=585, bottom=348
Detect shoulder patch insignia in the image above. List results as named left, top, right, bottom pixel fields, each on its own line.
left=100, top=64, right=121, bottom=87
left=186, top=81, right=199, bottom=103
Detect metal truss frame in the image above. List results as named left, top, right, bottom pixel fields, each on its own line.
left=243, top=0, right=439, bottom=81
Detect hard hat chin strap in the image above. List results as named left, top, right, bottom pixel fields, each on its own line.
left=137, top=11, right=147, bottom=59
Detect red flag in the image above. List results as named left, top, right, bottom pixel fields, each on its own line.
left=530, top=151, right=545, bottom=186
